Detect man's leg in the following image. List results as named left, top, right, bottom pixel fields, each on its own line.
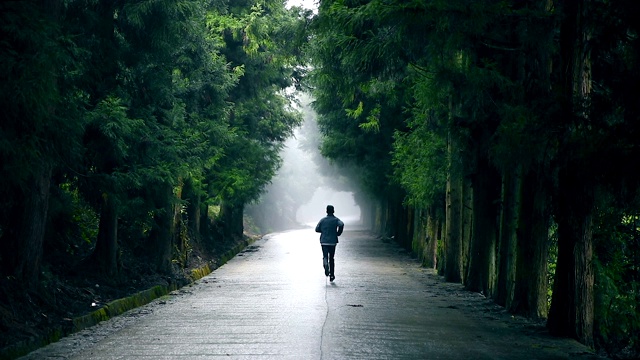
left=321, top=245, right=330, bottom=276
left=328, top=245, right=336, bottom=281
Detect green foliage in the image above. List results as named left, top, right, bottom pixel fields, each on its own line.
left=0, top=1, right=85, bottom=194
left=392, top=126, right=446, bottom=207
left=0, top=0, right=308, bottom=287
left=207, top=0, right=304, bottom=212
left=309, top=19, right=410, bottom=196
left=46, top=180, right=99, bottom=262
left=311, top=1, right=640, bottom=353
left=593, top=206, right=640, bottom=356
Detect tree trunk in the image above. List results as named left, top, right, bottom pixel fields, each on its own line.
left=411, top=206, right=426, bottom=265
left=395, top=199, right=411, bottom=249
left=548, top=167, right=594, bottom=347
left=437, top=215, right=446, bottom=276
left=150, top=183, right=175, bottom=273
left=526, top=170, right=551, bottom=319
left=384, top=196, right=399, bottom=239
left=511, top=169, right=550, bottom=318
left=92, top=193, right=119, bottom=277
left=372, top=199, right=385, bottom=234
left=461, top=174, right=473, bottom=284
left=2, top=1, right=59, bottom=288
left=356, top=192, right=375, bottom=230
left=182, top=177, right=201, bottom=243
left=503, top=0, right=554, bottom=318
left=220, top=201, right=245, bottom=238
left=465, top=156, right=500, bottom=295
left=546, top=0, right=594, bottom=347
left=13, top=162, right=53, bottom=289
left=386, top=196, right=400, bottom=241
left=424, top=205, right=440, bottom=269
left=496, top=168, right=520, bottom=307
left=199, top=202, right=214, bottom=244
left=445, top=134, right=463, bottom=283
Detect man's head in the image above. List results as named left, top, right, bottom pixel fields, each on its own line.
left=326, top=205, right=335, bottom=214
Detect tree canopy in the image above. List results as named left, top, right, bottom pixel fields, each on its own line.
left=0, top=0, right=308, bottom=313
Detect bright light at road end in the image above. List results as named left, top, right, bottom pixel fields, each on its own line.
left=286, top=0, right=318, bottom=12
left=296, top=187, right=361, bottom=227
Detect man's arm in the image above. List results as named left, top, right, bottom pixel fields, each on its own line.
left=315, top=219, right=322, bottom=233
left=337, top=220, right=344, bottom=236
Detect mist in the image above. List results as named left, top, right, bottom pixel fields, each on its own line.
left=245, top=93, right=364, bottom=233
left=295, top=187, right=361, bottom=227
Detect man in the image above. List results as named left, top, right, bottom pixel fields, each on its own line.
left=315, top=205, right=344, bottom=282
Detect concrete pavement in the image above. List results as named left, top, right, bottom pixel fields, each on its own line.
left=20, top=228, right=599, bottom=359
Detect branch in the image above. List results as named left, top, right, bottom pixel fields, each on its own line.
left=479, top=40, right=521, bottom=52
left=409, top=63, right=433, bottom=79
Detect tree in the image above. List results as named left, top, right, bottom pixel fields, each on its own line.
left=310, top=0, right=417, bottom=238
left=310, top=0, right=640, bottom=354
left=209, top=0, right=305, bottom=237
left=546, top=0, right=595, bottom=346
left=0, top=0, right=84, bottom=288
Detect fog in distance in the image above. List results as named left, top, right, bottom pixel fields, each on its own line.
left=246, top=93, right=363, bottom=233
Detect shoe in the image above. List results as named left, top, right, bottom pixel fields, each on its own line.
left=330, top=275, right=335, bottom=282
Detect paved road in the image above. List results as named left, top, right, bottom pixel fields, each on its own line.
left=22, top=228, right=599, bottom=359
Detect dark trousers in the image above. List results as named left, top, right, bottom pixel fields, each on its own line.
left=321, top=245, right=336, bottom=276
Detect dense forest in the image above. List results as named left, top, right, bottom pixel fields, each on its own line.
left=0, top=0, right=310, bottom=355
left=1, top=0, right=639, bottom=359
left=309, top=0, right=640, bottom=357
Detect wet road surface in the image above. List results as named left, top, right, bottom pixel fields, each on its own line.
left=21, top=228, right=599, bottom=359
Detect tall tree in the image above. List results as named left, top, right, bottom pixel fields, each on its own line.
left=206, top=0, right=304, bottom=238
left=0, top=0, right=83, bottom=287
left=547, top=0, right=595, bottom=346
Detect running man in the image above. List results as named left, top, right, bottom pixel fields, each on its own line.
left=315, top=205, right=344, bottom=282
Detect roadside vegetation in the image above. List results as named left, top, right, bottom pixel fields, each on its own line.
left=309, top=1, right=640, bottom=358
left=0, top=0, right=310, bottom=356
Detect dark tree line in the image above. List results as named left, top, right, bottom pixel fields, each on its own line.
left=309, top=0, right=640, bottom=356
left=0, top=0, right=309, bottom=292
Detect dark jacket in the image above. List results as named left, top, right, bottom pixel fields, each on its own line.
left=315, top=214, right=344, bottom=245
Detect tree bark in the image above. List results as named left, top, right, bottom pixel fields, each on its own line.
left=372, top=199, right=385, bottom=235
left=437, top=215, right=446, bottom=276
left=411, top=206, right=427, bottom=265
left=354, top=192, right=374, bottom=230
left=220, top=201, right=245, bottom=238
left=13, top=162, right=53, bottom=288
left=461, top=174, right=473, bottom=284
left=511, top=169, right=550, bottom=318
left=496, top=168, right=520, bottom=307
left=199, top=202, right=214, bottom=245
left=397, top=200, right=411, bottom=249
left=546, top=0, right=594, bottom=347
left=92, top=193, right=119, bottom=277
left=445, top=134, right=463, bottom=283
left=182, top=177, right=201, bottom=243
left=548, top=166, right=594, bottom=346
left=424, top=205, right=440, bottom=269
left=150, top=183, right=175, bottom=273
left=465, top=156, right=501, bottom=295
